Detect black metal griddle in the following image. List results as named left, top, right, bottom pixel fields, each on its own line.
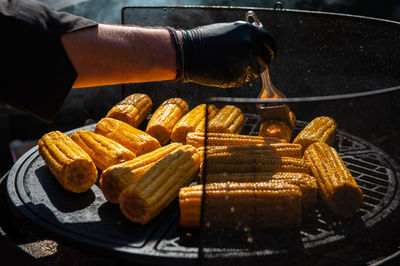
left=5, top=114, right=400, bottom=264
left=4, top=5, right=400, bottom=265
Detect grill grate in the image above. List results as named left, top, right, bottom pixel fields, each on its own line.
left=159, top=114, right=400, bottom=255
left=243, top=115, right=398, bottom=230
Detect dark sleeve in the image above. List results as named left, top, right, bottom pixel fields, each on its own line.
left=0, top=0, right=98, bottom=123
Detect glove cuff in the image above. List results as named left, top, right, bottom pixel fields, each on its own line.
left=165, top=27, right=184, bottom=82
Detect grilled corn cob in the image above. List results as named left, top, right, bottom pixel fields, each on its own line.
left=197, top=143, right=303, bottom=159
left=179, top=182, right=302, bottom=229
left=106, top=93, right=152, bottom=128
left=171, top=104, right=219, bottom=144
left=187, top=132, right=286, bottom=148
left=208, top=105, right=244, bottom=134
left=293, top=116, right=337, bottom=153
left=38, top=131, right=98, bottom=193
left=119, top=145, right=201, bottom=224
left=205, top=172, right=317, bottom=208
left=145, top=98, right=189, bottom=145
left=304, top=142, right=363, bottom=217
left=70, top=130, right=136, bottom=171
left=100, top=143, right=183, bottom=203
left=95, top=118, right=160, bottom=156
left=205, top=154, right=310, bottom=175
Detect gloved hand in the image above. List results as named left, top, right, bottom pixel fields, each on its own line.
left=174, top=21, right=277, bottom=88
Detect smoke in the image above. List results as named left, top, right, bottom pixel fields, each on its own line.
left=40, top=0, right=91, bottom=10
left=53, top=0, right=399, bottom=24
left=58, top=0, right=283, bottom=24
left=295, top=0, right=357, bottom=10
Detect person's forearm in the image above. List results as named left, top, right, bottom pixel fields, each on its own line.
left=61, top=24, right=179, bottom=88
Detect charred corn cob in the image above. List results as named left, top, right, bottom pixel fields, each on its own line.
left=95, top=118, right=160, bottom=156
left=179, top=182, right=302, bottom=229
left=204, top=154, right=310, bottom=175
left=100, top=143, right=183, bottom=203
left=293, top=116, right=337, bottom=153
left=171, top=104, right=219, bottom=144
left=205, top=172, right=317, bottom=208
left=38, top=131, right=98, bottom=193
left=145, top=98, right=189, bottom=145
left=70, top=130, right=136, bottom=171
left=304, top=142, right=363, bottom=217
left=208, top=105, right=244, bottom=134
left=119, top=145, right=201, bottom=224
left=106, top=93, right=152, bottom=128
left=187, top=132, right=286, bottom=148
left=197, top=143, right=303, bottom=159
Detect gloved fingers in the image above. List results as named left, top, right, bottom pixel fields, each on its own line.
left=245, top=54, right=262, bottom=84
left=254, top=27, right=278, bottom=63
left=245, top=68, right=259, bottom=84
left=179, top=21, right=277, bottom=88
left=255, top=47, right=273, bottom=73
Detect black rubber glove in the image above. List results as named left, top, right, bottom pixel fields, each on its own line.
left=177, top=21, right=277, bottom=88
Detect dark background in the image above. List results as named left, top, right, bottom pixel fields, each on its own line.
left=1, top=0, right=399, bottom=176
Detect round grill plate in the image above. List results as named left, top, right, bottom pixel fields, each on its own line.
left=5, top=116, right=400, bottom=264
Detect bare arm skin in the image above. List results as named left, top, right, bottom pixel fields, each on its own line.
left=61, top=24, right=180, bottom=88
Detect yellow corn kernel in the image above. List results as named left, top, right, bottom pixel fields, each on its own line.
left=304, top=142, right=363, bottom=217
left=119, top=145, right=201, bottom=224
left=70, top=130, right=136, bottom=171
left=205, top=153, right=310, bottom=175
left=38, top=131, right=98, bottom=193
left=100, top=143, right=182, bottom=203
left=208, top=105, right=244, bottom=134
left=106, top=93, right=152, bottom=128
left=293, top=116, right=337, bottom=153
left=95, top=118, right=160, bottom=156
left=171, top=104, right=218, bottom=144
left=198, top=143, right=303, bottom=159
left=187, top=132, right=286, bottom=149
left=205, top=172, right=317, bottom=208
left=145, top=98, right=189, bottom=145
left=179, top=182, right=302, bottom=229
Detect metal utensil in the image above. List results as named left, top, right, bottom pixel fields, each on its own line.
left=245, top=11, right=292, bottom=125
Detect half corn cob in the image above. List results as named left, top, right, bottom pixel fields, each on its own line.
left=171, top=104, right=219, bottom=144
left=205, top=172, right=317, bottom=208
left=187, top=132, right=286, bottom=148
left=119, top=145, right=201, bottom=224
left=145, top=98, right=189, bottom=145
left=70, top=130, right=136, bottom=171
left=293, top=116, right=337, bottom=153
left=204, top=154, right=310, bottom=175
left=207, top=105, right=244, bottom=134
left=100, top=143, right=183, bottom=203
left=106, top=93, right=152, bottom=128
left=95, top=118, right=160, bottom=156
left=197, top=143, right=303, bottom=159
left=304, top=142, right=363, bottom=217
left=38, top=131, right=98, bottom=193
left=179, top=182, right=302, bottom=229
